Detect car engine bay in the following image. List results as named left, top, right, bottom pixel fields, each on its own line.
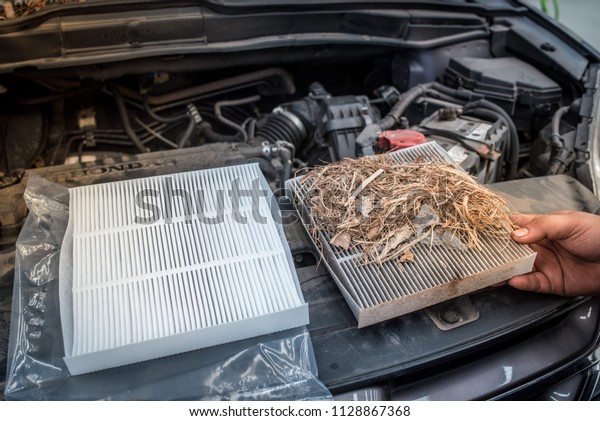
left=1, top=1, right=600, bottom=400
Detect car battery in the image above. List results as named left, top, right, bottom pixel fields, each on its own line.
left=417, top=112, right=509, bottom=183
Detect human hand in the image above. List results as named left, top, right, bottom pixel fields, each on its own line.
left=509, top=210, right=600, bottom=296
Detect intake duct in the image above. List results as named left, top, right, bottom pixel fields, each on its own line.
left=255, top=82, right=380, bottom=161
left=255, top=109, right=307, bottom=147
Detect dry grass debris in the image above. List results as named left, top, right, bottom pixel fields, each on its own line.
left=1, top=1, right=84, bottom=21
left=300, top=154, right=515, bottom=264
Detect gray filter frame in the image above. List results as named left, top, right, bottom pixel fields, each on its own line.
left=286, top=143, right=536, bottom=328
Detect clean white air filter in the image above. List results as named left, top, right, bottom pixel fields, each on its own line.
left=287, top=143, right=536, bottom=328
left=59, top=163, right=308, bottom=375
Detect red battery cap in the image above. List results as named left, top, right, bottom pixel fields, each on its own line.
left=377, top=130, right=426, bottom=151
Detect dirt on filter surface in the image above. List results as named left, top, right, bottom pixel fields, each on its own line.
left=1, top=1, right=83, bottom=21
left=300, top=154, right=516, bottom=264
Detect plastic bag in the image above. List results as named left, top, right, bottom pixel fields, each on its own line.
left=4, top=175, right=331, bottom=400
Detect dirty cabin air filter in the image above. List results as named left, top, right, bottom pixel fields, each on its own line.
left=59, top=163, right=308, bottom=375
left=286, top=143, right=536, bottom=328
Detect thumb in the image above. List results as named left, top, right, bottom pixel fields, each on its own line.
left=511, top=212, right=580, bottom=244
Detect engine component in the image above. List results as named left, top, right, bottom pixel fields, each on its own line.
left=377, top=129, right=426, bottom=151
left=417, top=109, right=509, bottom=183
left=355, top=83, right=431, bottom=156
left=253, top=82, right=379, bottom=161
left=547, top=105, right=576, bottom=175
left=527, top=121, right=576, bottom=178
left=461, top=99, right=519, bottom=180
left=77, top=108, right=97, bottom=149
left=113, top=86, right=149, bottom=153
left=321, top=94, right=378, bottom=160
left=444, top=57, right=561, bottom=130
left=254, top=107, right=307, bottom=148
left=77, top=108, right=96, bottom=133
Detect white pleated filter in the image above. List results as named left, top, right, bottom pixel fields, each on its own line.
left=59, top=163, right=308, bottom=375
left=286, top=143, right=536, bottom=328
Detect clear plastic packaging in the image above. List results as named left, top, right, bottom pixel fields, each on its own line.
left=4, top=175, right=331, bottom=400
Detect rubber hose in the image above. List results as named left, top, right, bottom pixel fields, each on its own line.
left=426, top=89, right=468, bottom=104
left=144, top=95, right=187, bottom=124
left=551, top=106, right=570, bottom=149
left=380, top=83, right=432, bottom=130
left=177, top=116, right=196, bottom=148
left=278, top=146, right=293, bottom=182
left=214, top=95, right=261, bottom=143
left=431, top=82, right=485, bottom=102
left=199, top=122, right=239, bottom=143
left=247, top=157, right=279, bottom=180
left=112, top=87, right=147, bottom=153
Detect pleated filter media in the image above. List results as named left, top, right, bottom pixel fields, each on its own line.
left=287, top=143, right=536, bottom=328
left=59, top=163, right=308, bottom=375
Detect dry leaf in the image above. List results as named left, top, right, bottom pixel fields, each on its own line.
left=400, top=249, right=415, bottom=262
left=366, top=226, right=380, bottom=240
left=330, top=232, right=351, bottom=250
left=388, top=225, right=413, bottom=250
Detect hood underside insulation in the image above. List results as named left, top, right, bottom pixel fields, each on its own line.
left=287, top=143, right=536, bottom=328
left=59, top=163, right=308, bottom=375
